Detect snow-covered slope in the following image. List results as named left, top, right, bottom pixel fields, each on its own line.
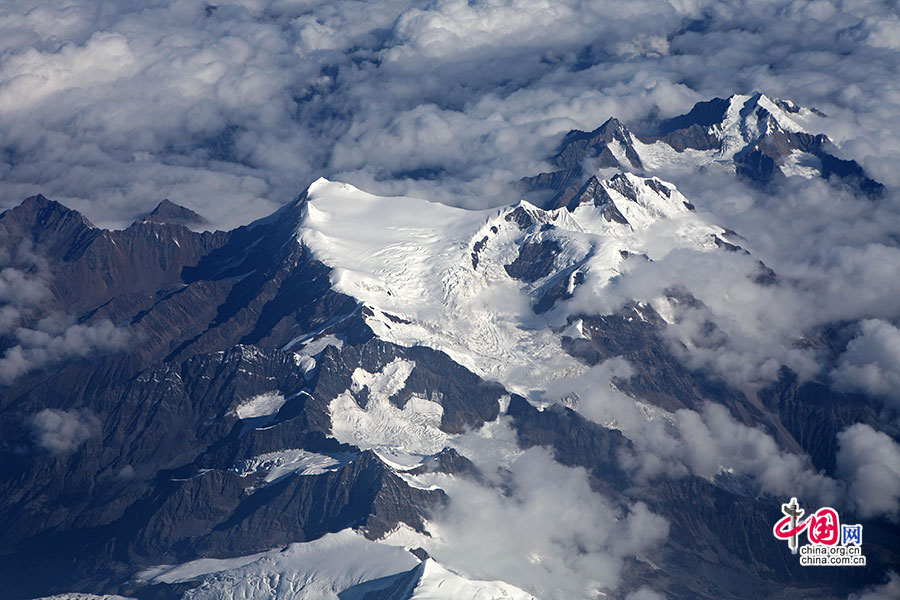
left=711, top=92, right=820, bottom=157
left=405, top=559, right=537, bottom=600
left=329, top=358, right=449, bottom=460
left=140, top=530, right=417, bottom=595
left=232, top=449, right=351, bottom=485
left=232, top=391, right=287, bottom=419
left=138, top=529, right=535, bottom=600
left=297, top=175, right=728, bottom=397
left=32, top=595, right=136, bottom=600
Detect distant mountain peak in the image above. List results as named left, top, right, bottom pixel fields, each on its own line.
left=660, top=91, right=823, bottom=139
left=0, top=194, right=100, bottom=262
left=141, top=198, right=209, bottom=228
left=523, top=91, right=882, bottom=200
left=21, top=192, right=52, bottom=206
left=13, top=193, right=94, bottom=226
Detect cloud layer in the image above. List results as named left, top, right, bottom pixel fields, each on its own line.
left=0, top=0, right=898, bottom=231
left=837, top=423, right=900, bottom=520
left=0, top=317, right=132, bottom=383
left=433, top=424, right=669, bottom=599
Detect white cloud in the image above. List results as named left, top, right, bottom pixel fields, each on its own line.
left=427, top=444, right=669, bottom=599
left=30, top=407, right=99, bottom=453
left=0, top=318, right=132, bottom=383
left=0, top=265, right=48, bottom=308
left=831, top=319, right=900, bottom=408
left=626, top=587, right=668, bottom=600
left=836, top=423, right=900, bottom=520
left=0, top=241, right=51, bottom=337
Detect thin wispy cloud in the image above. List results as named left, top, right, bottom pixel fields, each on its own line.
left=30, top=407, right=100, bottom=453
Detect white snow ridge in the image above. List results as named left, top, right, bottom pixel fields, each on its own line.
left=140, top=529, right=536, bottom=600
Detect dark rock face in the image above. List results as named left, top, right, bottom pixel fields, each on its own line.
left=606, top=172, right=642, bottom=201
left=141, top=199, right=210, bottom=229
left=533, top=268, right=584, bottom=314
left=818, top=152, right=884, bottom=197
left=408, top=447, right=480, bottom=479
left=552, top=117, right=644, bottom=171
left=758, top=368, right=884, bottom=476
left=0, top=339, right=447, bottom=599
left=503, top=205, right=542, bottom=230
left=471, top=235, right=489, bottom=268
left=735, top=147, right=780, bottom=183
left=552, top=176, right=630, bottom=224
left=0, top=192, right=360, bottom=375
left=506, top=395, right=630, bottom=488
left=0, top=196, right=231, bottom=314
left=0, top=194, right=102, bottom=262
left=519, top=168, right=585, bottom=206
left=130, top=449, right=443, bottom=559
left=713, top=234, right=748, bottom=254
left=655, top=122, right=721, bottom=152
left=657, top=97, right=731, bottom=136
left=504, top=240, right=561, bottom=283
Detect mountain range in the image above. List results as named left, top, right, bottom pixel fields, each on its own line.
left=1, top=93, right=897, bottom=600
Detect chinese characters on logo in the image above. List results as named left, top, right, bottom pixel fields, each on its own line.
left=772, top=497, right=865, bottom=566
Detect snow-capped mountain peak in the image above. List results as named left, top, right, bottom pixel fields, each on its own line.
left=297, top=175, right=729, bottom=396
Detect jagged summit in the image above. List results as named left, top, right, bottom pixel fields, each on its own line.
left=141, top=198, right=210, bottom=228
left=656, top=91, right=823, bottom=141
left=8, top=193, right=96, bottom=228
